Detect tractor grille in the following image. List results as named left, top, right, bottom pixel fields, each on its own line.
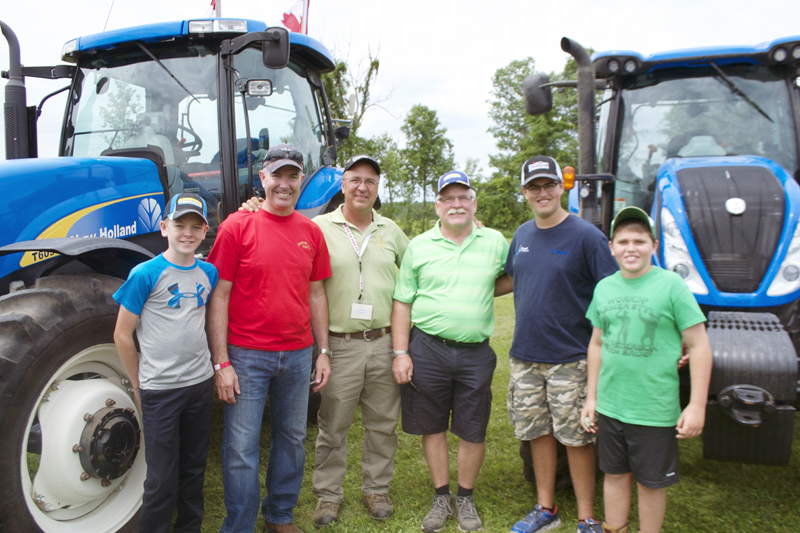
left=676, top=166, right=784, bottom=293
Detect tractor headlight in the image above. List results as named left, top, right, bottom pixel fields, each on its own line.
left=674, top=263, right=691, bottom=279
left=661, top=208, right=708, bottom=295
left=773, top=48, right=788, bottom=62
left=767, top=222, right=800, bottom=296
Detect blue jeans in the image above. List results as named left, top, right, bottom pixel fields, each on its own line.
left=219, top=345, right=312, bottom=532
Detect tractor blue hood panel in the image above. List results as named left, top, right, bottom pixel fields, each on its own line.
left=655, top=156, right=800, bottom=307
left=0, top=157, right=165, bottom=280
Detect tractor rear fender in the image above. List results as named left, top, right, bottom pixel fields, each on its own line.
left=0, top=238, right=155, bottom=294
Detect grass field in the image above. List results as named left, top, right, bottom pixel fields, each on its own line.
left=199, top=295, right=800, bottom=532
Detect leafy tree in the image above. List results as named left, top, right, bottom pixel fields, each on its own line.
left=480, top=55, right=588, bottom=233
left=488, top=56, right=580, bottom=182
left=401, top=104, right=454, bottom=229
left=322, top=52, right=386, bottom=164
left=99, top=83, right=142, bottom=149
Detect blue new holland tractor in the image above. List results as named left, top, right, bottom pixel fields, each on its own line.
left=0, top=19, right=347, bottom=532
left=526, top=37, right=800, bottom=466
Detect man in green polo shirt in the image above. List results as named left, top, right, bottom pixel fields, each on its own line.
left=311, top=155, right=409, bottom=527
left=392, top=170, right=510, bottom=533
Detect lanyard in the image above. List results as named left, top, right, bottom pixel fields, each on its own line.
left=342, top=223, right=372, bottom=300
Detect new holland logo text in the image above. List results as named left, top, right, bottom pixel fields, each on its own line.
left=100, top=222, right=137, bottom=238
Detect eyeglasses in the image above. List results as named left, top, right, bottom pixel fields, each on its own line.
left=342, top=177, right=379, bottom=188
left=263, top=148, right=303, bottom=166
left=525, top=181, right=560, bottom=193
left=437, top=195, right=474, bottom=204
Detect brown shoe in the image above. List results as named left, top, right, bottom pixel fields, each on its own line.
left=363, top=493, right=393, bottom=520
left=313, top=500, right=340, bottom=527
left=264, top=520, right=304, bottom=533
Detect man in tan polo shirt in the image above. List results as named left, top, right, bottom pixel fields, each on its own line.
left=241, top=154, right=408, bottom=526
left=310, top=154, right=409, bottom=526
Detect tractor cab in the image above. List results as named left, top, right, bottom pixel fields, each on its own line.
left=59, top=19, right=340, bottom=256
left=526, top=36, right=800, bottom=466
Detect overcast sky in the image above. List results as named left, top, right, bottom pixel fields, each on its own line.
left=2, top=0, right=800, bottom=175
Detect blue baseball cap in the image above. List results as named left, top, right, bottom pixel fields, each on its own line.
left=166, top=193, right=209, bottom=225
left=437, top=170, right=473, bottom=194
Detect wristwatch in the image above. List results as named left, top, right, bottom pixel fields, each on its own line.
left=318, top=348, right=332, bottom=356
left=392, top=350, right=409, bottom=358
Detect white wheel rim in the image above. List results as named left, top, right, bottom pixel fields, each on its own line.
left=20, top=344, right=145, bottom=532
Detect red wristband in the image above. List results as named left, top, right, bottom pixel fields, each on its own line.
left=214, top=361, right=231, bottom=371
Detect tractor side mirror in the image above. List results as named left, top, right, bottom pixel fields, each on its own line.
left=335, top=126, right=350, bottom=140
left=523, top=73, right=553, bottom=116
left=262, top=27, right=290, bottom=69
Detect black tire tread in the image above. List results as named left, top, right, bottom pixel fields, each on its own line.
left=0, top=273, right=138, bottom=533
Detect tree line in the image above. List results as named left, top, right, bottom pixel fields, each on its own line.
left=322, top=54, right=583, bottom=237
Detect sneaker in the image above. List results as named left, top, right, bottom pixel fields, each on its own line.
left=577, top=517, right=604, bottom=533
left=421, top=494, right=454, bottom=532
left=363, top=493, right=393, bottom=520
left=511, top=504, right=561, bottom=533
left=312, top=500, right=339, bottom=528
left=455, top=495, right=482, bottom=532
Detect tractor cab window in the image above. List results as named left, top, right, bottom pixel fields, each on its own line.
left=230, top=47, right=326, bottom=199
left=613, top=65, right=799, bottom=214
left=64, top=44, right=222, bottom=256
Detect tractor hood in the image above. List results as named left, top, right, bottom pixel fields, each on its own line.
left=655, top=155, right=800, bottom=307
left=0, top=157, right=165, bottom=281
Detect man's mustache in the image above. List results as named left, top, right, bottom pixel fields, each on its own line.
left=447, top=208, right=467, bottom=215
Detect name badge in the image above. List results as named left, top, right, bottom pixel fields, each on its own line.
left=351, top=301, right=373, bottom=320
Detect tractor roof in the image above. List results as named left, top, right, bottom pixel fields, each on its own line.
left=592, top=35, right=800, bottom=77
left=61, top=19, right=335, bottom=73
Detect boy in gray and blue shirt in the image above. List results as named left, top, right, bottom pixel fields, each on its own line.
left=113, top=193, right=218, bottom=533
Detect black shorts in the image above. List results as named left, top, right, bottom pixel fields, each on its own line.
left=400, top=327, right=496, bottom=443
left=597, top=413, right=680, bottom=489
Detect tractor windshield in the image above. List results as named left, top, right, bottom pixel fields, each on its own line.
left=63, top=41, right=329, bottom=253
left=610, top=65, right=799, bottom=211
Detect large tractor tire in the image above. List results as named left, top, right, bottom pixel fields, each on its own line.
left=0, top=274, right=144, bottom=533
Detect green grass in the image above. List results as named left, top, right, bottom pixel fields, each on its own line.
left=200, top=295, right=800, bottom=532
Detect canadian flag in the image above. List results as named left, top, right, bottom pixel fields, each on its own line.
left=281, top=0, right=310, bottom=34
left=204, top=0, right=216, bottom=18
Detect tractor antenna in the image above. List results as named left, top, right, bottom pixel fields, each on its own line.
left=103, top=0, right=116, bottom=32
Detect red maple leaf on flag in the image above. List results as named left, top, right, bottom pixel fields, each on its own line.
left=281, top=12, right=301, bottom=33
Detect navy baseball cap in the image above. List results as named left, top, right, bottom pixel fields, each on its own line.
left=437, top=170, right=473, bottom=194
left=344, top=154, right=381, bottom=175
left=263, top=144, right=304, bottom=173
left=166, top=193, right=209, bottom=224
left=521, top=155, right=563, bottom=187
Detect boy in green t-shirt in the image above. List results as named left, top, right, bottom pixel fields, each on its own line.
left=580, top=207, right=712, bottom=533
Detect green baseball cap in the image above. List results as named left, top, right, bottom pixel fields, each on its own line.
left=611, top=206, right=656, bottom=239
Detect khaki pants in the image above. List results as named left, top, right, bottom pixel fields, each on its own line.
left=313, top=333, right=400, bottom=502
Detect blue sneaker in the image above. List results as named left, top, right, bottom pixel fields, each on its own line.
left=577, top=517, right=604, bottom=533
left=511, top=504, right=561, bottom=533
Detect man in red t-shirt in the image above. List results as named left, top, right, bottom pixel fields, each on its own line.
left=208, top=144, right=332, bottom=533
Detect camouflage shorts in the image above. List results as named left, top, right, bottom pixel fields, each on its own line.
left=507, top=356, right=595, bottom=446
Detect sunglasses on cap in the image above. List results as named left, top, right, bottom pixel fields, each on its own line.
left=264, top=148, right=303, bottom=166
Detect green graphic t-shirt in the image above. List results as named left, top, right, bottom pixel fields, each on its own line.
left=586, top=267, right=706, bottom=426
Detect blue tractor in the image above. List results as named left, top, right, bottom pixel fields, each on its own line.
left=525, top=37, right=800, bottom=466
left=0, top=19, right=346, bottom=532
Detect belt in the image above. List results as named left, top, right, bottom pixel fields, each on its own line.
left=428, top=333, right=486, bottom=349
left=329, top=326, right=391, bottom=341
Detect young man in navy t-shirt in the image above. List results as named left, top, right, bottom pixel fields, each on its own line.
left=497, top=156, right=618, bottom=533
